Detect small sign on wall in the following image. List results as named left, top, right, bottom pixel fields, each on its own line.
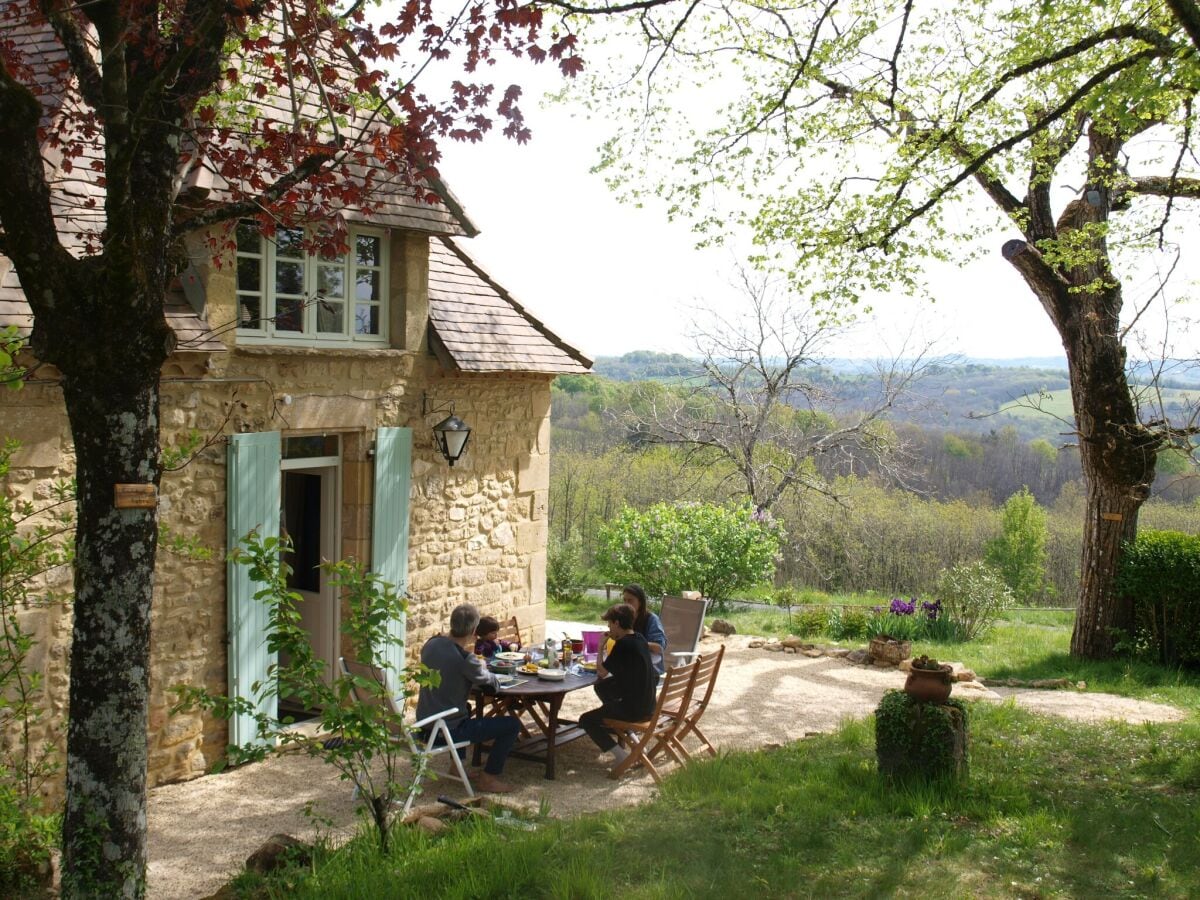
left=114, top=484, right=158, bottom=509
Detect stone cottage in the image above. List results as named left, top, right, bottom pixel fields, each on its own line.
left=0, top=19, right=590, bottom=791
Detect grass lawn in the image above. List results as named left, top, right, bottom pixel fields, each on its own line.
left=223, top=596, right=1200, bottom=897
left=549, top=597, right=1200, bottom=711
left=548, top=588, right=884, bottom=627
left=233, top=704, right=1200, bottom=898
left=1000, top=386, right=1200, bottom=421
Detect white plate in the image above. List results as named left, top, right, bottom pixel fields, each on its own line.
left=536, top=668, right=566, bottom=681
left=496, top=652, right=526, bottom=661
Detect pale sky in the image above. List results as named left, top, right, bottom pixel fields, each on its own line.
left=436, top=71, right=1198, bottom=365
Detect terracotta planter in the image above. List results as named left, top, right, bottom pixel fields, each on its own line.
left=904, top=665, right=954, bottom=704
left=868, top=635, right=912, bottom=665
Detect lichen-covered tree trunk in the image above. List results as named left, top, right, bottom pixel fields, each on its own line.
left=1073, top=454, right=1142, bottom=656
left=59, top=372, right=162, bottom=897
left=19, top=184, right=177, bottom=897
left=1064, top=331, right=1153, bottom=658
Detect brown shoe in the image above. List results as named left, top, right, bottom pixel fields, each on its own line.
left=471, top=771, right=515, bottom=794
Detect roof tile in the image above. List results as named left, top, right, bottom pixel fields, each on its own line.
left=428, top=237, right=591, bottom=375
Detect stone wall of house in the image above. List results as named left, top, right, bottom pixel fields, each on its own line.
left=146, top=353, right=553, bottom=788
left=0, top=231, right=555, bottom=800
left=396, top=361, right=552, bottom=651
left=0, top=380, right=76, bottom=808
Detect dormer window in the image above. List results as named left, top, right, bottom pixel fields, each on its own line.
left=235, top=221, right=388, bottom=345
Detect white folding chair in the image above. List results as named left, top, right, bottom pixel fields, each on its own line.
left=658, top=595, right=710, bottom=667
left=339, top=657, right=475, bottom=815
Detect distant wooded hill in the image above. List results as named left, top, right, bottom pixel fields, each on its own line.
left=589, top=352, right=1200, bottom=442
left=550, top=355, right=1200, bottom=599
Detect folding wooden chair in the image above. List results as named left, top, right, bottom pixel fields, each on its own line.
left=661, top=644, right=725, bottom=761
left=477, top=614, right=531, bottom=736
left=496, top=615, right=523, bottom=648
left=339, top=658, right=475, bottom=815
left=659, top=595, right=710, bottom=667
left=601, top=658, right=698, bottom=784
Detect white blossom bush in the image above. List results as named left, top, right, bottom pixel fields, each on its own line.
left=934, top=563, right=1014, bottom=641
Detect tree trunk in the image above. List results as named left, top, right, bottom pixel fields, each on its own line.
left=1059, top=290, right=1156, bottom=658
left=1064, top=351, right=1154, bottom=658
left=1072, top=457, right=1140, bottom=656
left=59, top=371, right=162, bottom=899
left=999, top=122, right=1163, bottom=660
left=1002, top=266, right=1157, bottom=658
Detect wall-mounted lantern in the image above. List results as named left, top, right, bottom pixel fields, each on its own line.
left=423, top=394, right=472, bottom=466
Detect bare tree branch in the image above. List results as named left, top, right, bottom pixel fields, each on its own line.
left=620, top=268, right=931, bottom=512
left=1130, top=174, right=1200, bottom=199
left=39, top=0, right=104, bottom=111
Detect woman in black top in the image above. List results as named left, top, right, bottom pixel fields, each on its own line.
left=580, top=603, right=660, bottom=768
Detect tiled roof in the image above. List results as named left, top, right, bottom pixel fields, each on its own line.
left=428, top=237, right=591, bottom=375
left=0, top=253, right=225, bottom=353
left=0, top=257, right=31, bottom=333
left=2, top=9, right=587, bottom=376
left=0, top=6, right=475, bottom=350
left=178, top=26, right=475, bottom=237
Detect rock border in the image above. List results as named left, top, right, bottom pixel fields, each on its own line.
left=744, top=636, right=982, bottom=685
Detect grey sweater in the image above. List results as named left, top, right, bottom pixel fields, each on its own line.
left=415, top=635, right=498, bottom=728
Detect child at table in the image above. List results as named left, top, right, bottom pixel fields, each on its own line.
left=474, top=615, right=519, bottom=657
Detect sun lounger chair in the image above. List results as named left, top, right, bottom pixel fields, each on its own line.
left=659, top=594, right=710, bottom=667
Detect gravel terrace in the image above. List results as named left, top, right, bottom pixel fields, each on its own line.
left=147, top=626, right=1187, bottom=899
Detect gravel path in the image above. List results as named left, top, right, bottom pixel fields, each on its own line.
left=147, top=628, right=1188, bottom=899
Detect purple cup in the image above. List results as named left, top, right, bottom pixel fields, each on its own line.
left=583, top=630, right=603, bottom=655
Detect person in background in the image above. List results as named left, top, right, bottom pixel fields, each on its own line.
left=474, top=615, right=518, bottom=657
left=579, top=603, right=659, bottom=769
left=417, top=604, right=519, bottom=793
left=623, top=584, right=668, bottom=673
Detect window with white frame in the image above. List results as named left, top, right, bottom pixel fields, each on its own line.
left=235, top=221, right=388, bottom=344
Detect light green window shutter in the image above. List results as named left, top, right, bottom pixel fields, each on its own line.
left=227, top=431, right=281, bottom=748
left=372, top=426, right=412, bottom=696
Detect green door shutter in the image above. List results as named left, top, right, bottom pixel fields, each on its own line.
left=227, top=431, right=281, bottom=747
left=372, top=427, right=412, bottom=696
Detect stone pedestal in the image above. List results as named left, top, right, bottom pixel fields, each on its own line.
left=874, top=690, right=968, bottom=781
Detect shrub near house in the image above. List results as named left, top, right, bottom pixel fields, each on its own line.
left=596, top=502, right=782, bottom=603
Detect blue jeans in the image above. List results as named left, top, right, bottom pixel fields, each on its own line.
left=450, top=715, right=520, bottom=775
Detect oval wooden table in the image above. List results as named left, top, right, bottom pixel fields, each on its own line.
left=472, top=670, right=598, bottom=780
